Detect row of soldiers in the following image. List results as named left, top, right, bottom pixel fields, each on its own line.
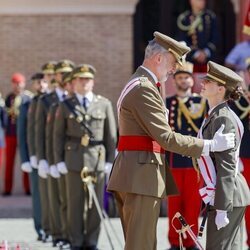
left=18, top=60, right=117, bottom=250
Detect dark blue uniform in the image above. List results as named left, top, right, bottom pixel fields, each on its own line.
left=177, top=9, right=219, bottom=72
left=166, top=94, right=207, bottom=248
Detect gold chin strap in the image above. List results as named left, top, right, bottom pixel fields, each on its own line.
left=207, top=73, right=226, bottom=85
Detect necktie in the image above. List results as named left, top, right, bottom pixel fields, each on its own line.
left=156, top=82, right=161, bottom=93
left=82, top=97, right=88, bottom=110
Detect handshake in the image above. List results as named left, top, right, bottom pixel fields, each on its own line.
left=215, top=210, right=229, bottom=230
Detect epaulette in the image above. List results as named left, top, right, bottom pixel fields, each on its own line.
left=139, top=77, right=149, bottom=86
left=24, top=90, right=34, bottom=98
left=205, top=9, right=216, bottom=18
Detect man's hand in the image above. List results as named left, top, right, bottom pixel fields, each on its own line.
left=215, top=210, right=229, bottom=230
left=30, top=155, right=38, bottom=168
left=38, top=159, right=49, bottom=178
left=21, top=162, right=32, bottom=173
left=210, top=124, right=235, bottom=152
left=57, top=162, right=68, bottom=175
left=50, top=165, right=60, bottom=178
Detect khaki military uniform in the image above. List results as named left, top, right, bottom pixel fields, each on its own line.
left=54, top=94, right=116, bottom=248
left=201, top=102, right=250, bottom=250
left=46, top=101, right=62, bottom=241
left=35, top=91, right=59, bottom=236
left=107, top=66, right=204, bottom=250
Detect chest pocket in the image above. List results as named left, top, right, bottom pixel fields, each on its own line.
left=90, top=109, right=106, bottom=128
left=138, top=151, right=163, bottom=165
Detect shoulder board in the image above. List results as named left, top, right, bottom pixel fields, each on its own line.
left=205, top=9, right=216, bottom=18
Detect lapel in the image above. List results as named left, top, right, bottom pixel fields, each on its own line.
left=202, top=102, right=228, bottom=131
left=85, top=94, right=97, bottom=114
left=70, top=94, right=85, bottom=115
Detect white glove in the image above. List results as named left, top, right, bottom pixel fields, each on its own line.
left=104, top=162, right=113, bottom=178
left=50, top=165, right=60, bottom=178
left=38, top=159, right=49, bottom=179
left=30, top=155, right=38, bottom=168
left=210, top=124, right=235, bottom=152
left=21, top=162, right=32, bottom=173
left=238, top=158, right=244, bottom=172
left=215, top=210, right=229, bottom=230
left=57, top=162, right=68, bottom=174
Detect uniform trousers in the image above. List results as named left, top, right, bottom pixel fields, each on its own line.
left=114, top=191, right=161, bottom=250
left=39, top=177, right=50, bottom=235
left=66, top=171, right=105, bottom=248
left=242, top=157, right=250, bottom=247
left=4, top=136, right=30, bottom=193
left=167, top=168, right=201, bottom=247
left=48, top=176, right=62, bottom=240
left=58, top=175, right=68, bottom=240
left=29, top=169, right=42, bottom=237
left=206, top=207, right=246, bottom=250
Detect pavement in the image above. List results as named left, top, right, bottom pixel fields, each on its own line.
left=0, top=195, right=248, bottom=250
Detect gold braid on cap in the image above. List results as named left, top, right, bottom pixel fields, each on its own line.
left=207, top=73, right=226, bottom=85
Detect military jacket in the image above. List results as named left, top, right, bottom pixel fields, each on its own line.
left=177, top=9, right=218, bottom=63
left=17, top=92, right=33, bottom=163
left=27, top=95, right=39, bottom=157
left=229, top=97, right=250, bottom=158
left=53, top=94, right=117, bottom=172
left=201, top=102, right=250, bottom=210
left=107, top=67, right=204, bottom=199
left=166, top=94, right=207, bottom=168
left=35, top=91, right=59, bottom=161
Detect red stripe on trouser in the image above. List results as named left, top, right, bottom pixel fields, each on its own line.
left=167, top=168, right=202, bottom=248
left=4, top=136, right=30, bottom=193
left=241, top=158, right=250, bottom=246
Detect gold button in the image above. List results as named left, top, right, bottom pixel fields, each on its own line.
left=67, top=146, right=71, bottom=150
left=151, top=159, right=154, bottom=163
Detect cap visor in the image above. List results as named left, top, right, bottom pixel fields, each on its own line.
left=75, top=72, right=94, bottom=79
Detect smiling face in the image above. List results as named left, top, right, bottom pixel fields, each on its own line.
left=200, top=79, right=226, bottom=100
left=174, top=72, right=194, bottom=91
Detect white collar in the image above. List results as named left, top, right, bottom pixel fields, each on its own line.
left=55, top=87, right=66, bottom=101
left=75, top=92, right=94, bottom=105
left=140, top=66, right=158, bottom=84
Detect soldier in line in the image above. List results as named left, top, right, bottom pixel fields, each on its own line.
left=166, top=62, right=207, bottom=250
left=176, top=0, right=219, bottom=73
left=54, top=64, right=117, bottom=250
left=107, top=32, right=235, bottom=250
left=3, top=73, right=30, bottom=196
left=24, top=73, right=48, bottom=240
left=35, top=61, right=57, bottom=242
left=45, top=60, right=74, bottom=248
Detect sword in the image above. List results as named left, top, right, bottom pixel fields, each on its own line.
left=172, top=212, right=204, bottom=250
left=81, top=168, right=123, bottom=250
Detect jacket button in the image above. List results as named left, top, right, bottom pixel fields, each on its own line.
left=151, top=159, right=154, bottom=163
left=67, top=146, right=71, bottom=150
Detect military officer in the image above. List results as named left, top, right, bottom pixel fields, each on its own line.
left=107, top=32, right=235, bottom=250
left=177, top=0, right=219, bottom=72
left=46, top=61, right=74, bottom=248
left=4, top=73, right=30, bottom=195
left=166, top=61, right=207, bottom=250
left=54, top=64, right=117, bottom=250
left=197, top=61, right=250, bottom=250
left=35, top=61, right=57, bottom=242
left=26, top=72, right=47, bottom=240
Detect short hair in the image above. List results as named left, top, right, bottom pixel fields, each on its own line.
left=144, top=39, right=167, bottom=59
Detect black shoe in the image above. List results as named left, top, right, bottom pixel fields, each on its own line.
left=186, top=247, right=200, bottom=250
left=2, top=191, right=11, bottom=196
left=84, top=246, right=97, bottom=250
left=37, top=235, right=43, bottom=241
left=71, top=247, right=83, bottom=250
left=168, top=247, right=180, bottom=250
left=53, top=239, right=63, bottom=247
left=59, top=241, right=71, bottom=250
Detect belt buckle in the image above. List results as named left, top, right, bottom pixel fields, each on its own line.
left=81, top=134, right=90, bottom=146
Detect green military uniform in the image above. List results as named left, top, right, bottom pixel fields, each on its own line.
left=35, top=61, right=57, bottom=240
left=54, top=65, right=117, bottom=249
left=45, top=60, right=74, bottom=245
